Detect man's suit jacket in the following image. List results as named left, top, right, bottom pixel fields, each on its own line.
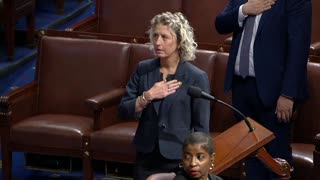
left=215, top=0, right=312, bottom=107
left=118, top=58, right=210, bottom=159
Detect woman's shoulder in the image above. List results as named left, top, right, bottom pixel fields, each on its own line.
left=136, top=58, right=160, bottom=74
left=138, top=58, right=159, bottom=66
left=172, top=169, right=188, bottom=180
left=173, top=173, right=187, bottom=180
left=173, top=172, right=223, bottom=180
left=209, top=173, right=224, bottom=180
left=183, top=61, right=207, bottom=75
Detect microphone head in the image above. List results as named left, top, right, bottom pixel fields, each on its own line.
left=187, top=86, right=202, bottom=98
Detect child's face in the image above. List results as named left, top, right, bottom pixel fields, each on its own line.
left=182, top=143, right=213, bottom=180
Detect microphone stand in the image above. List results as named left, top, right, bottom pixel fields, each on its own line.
left=214, top=99, right=255, bottom=132
left=187, top=86, right=291, bottom=178
left=187, top=85, right=255, bottom=132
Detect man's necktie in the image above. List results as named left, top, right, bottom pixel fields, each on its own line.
left=239, top=15, right=256, bottom=78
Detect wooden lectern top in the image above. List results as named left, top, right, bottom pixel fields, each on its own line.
left=212, top=117, right=275, bottom=174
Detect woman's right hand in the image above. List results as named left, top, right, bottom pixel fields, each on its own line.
left=145, top=80, right=182, bottom=101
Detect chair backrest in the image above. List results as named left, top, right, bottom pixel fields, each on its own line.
left=0, top=0, right=35, bottom=19
left=210, top=52, right=237, bottom=132
left=312, top=0, right=320, bottom=44
left=0, top=0, right=3, bottom=17
left=293, top=62, right=320, bottom=143
left=36, top=36, right=131, bottom=116
left=191, top=49, right=217, bottom=91
left=97, top=0, right=182, bottom=37
left=183, top=0, right=230, bottom=47
left=128, top=44, right=217, bottom=89
left=128, top=43, right=156, bottom=82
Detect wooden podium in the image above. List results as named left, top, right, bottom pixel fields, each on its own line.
left=213, top=117, right=291, bottom=179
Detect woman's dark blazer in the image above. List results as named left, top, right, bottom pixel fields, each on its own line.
left=174, top=170, right=223, bottom=180
left=118, top=58, right=211, bottom=160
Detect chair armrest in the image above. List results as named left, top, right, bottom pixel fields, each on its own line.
left=65, top=15, right=98, bottom=32
left=85, top=88, right=126, bottom=111
left=309, top=55, right=320, bottom=63
left=0, top=82, right=38, bottom=128
left=219, top=36, right=232, bottom=52
left=314, top=133, right=320, bottom=168
left=310, top=42, right=320, bottom=56
left=85, top=88, right=126, bottom=130
left=315, top=133, right=320, bottom=151
left=224, top=36, right=232, bottom=46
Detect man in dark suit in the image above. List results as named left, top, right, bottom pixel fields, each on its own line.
left=215, top=0, right=311, bottom=179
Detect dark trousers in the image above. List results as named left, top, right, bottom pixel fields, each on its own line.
left=133, top=142, right=180, bottom=180
left=232, top=76, right=293, bottom=180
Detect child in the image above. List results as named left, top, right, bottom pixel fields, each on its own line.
left=174, top=132, right=223, bottom=180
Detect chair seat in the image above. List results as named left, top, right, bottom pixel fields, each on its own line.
left=90, top=121, right=137, bottom=160
left=291, top=143, right=315, bottom=179
left=11, top=114, right=93, bottom=149
left=292, top=143, right=314, bottom=166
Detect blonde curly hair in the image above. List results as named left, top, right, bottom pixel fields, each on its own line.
left=148, top=12, right=197, bottom=61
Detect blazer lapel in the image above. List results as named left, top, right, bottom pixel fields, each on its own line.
left=148, top=60, right=162, bottom=115
left=159, top=61, right=187, bottom=117
left=256, top=2, right=278, bottom=37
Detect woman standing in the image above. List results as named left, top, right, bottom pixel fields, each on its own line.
left=118, top=12, right=211, bottom=180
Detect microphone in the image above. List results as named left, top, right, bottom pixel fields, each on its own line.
left=187, top=86, right=255, bottom=132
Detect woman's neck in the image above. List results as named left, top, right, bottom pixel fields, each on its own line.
left=160, top=55, right=180, bottom=76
